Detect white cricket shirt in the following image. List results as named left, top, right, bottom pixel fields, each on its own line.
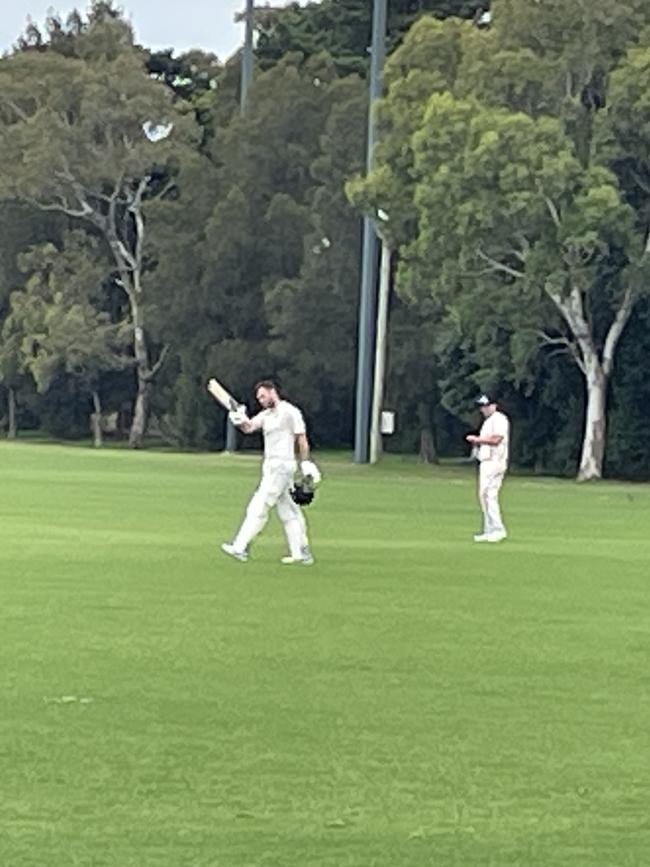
left=478, top=409, right=510, bottom=468
left=249, top=400, right=306, bottom=462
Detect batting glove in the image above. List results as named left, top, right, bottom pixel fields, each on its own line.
left=228, top=405, right=248, bottom=426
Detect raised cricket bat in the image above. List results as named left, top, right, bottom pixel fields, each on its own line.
left=207, top=377, right=241, bottom=411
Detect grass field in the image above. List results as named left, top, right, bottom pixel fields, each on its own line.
left=1, top=442, right=649, bottom=867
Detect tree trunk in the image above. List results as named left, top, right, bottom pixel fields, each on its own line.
left=419, top=429, right=437, bottom=464
left=545, top=283, right=636, bottom=483
left=128, top=319, right=150, bottom=449
left=90, top=390, right=103, bottom=448
left=7, top=387, right=17, bottom=439
left=417, top=401, right=438, bottom=464
left=577, top=357, right=607, bottom=481
left=129, top=375, right=150, bottom=449
left=104, top=204, right=157, bottom=450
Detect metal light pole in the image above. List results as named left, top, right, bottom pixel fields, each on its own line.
left=369, top=236, right=392, bottom=464
left=353, top=0, right=388, bottom=463
left=240, top=0, right=254, bottom=112
left=225, top=0, right=255, bottom=453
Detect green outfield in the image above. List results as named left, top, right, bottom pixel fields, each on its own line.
left=1, top=442, right=649, bottom=867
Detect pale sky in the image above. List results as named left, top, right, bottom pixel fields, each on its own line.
left=1, top=0, right=314, bottom=61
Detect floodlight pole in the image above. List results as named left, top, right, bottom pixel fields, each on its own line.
left=369, top=238, right=392, bottom=464
left=353, top=0, right=388, bottom=463
left=225, top=0, right=255, bottom=453
left=240, top=0, right=255, bottom=112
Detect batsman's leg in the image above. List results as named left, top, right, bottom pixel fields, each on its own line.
left=231, top=470, right=281, bottom=553
left=229, top=488, right=270, bottom=554
left=277, top=491, right=312, bottom=562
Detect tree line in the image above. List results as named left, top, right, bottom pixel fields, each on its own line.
left=1, top=0, right=649, bottom=480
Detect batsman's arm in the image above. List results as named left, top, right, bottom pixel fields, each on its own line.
left=236, top=412, right=263, bottom=435
left=296, top=435, right=322, bottom=483
left=295, top=433, right=310, bottom=461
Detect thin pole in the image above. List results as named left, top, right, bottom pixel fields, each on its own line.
left=353, top=0, right=388, bottom=463
left=240, top=0, right=254, bottom=112
left=369, top=239, right=391, bottom=464
left=226, top=0, right=255, bottom=453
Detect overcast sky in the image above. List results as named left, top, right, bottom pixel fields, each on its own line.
left=1, top=1, right=313, bottom=61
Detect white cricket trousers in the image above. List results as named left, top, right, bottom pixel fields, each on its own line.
left=478, top=461, right=507, bottom=536
left=232, top=459, right=309, bottom=557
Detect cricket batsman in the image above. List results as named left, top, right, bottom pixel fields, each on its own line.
left=216, top=380, right=321, bottom=565
left=465, top=393, right=510, bottom=543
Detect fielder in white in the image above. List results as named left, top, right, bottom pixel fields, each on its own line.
left=220, top=380, right=321, bottom=565
left=465, top=394, right=510, bottom=543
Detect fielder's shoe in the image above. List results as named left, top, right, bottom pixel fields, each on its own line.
left=473, top=533, right=491, bottom=542
left=221, top=542, right=248, bottom=562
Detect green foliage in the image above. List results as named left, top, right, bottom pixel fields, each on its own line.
left=254, top=0, right=485, bottom=75
left=0, top=4, right=204, bottom=445
left=2, top=0, right=650, bottom=474
left=605, top=298, right=650, bottom=479
left=349, top=0, right=650, bottom=477
left=6, top=234, right=128, bottom=392
left=265, top=75, right=368, bottom=444
left=148, top=53, right=370, bottom=447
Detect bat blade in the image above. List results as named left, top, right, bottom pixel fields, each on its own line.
left=207, top=377, right=239, bottom=411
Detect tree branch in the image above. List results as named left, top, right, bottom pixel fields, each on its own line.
left=544, top=282, right=594, bottom=372
left=544, top=196, right=561, bottom=229
left=630, top=169, right=650, bottom=196
left=26, top=196, right=93, bottom=219
left=131, top=176, right=150, bottom=210
left=537, top=330, right=586, bottom=374
left=129, top=176, right=150, bottom=288
left=565, top=70, right=574, bottom=99
left=107, top=172, right=125, bottom=227
left=476, top=248, right=525, bottom=280
left=7, top=100, right=30, bottom=122
left=143, top=344, right=169, bottom=381
left=105, top=173, right=138, bottom=272
left=114, top=275, right=136, bottom=305
left=57, top=156, right=100, bottom=220
left=116, top=241, right=137, bottom=270
left=602, top=287, right=635, bottom=379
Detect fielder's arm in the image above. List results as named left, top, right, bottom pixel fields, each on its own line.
left=466, top=433, right=503, bottom=446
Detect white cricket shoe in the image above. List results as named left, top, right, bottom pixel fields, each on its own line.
left=221, top=542, right=248, bottom=562
left=473, top=533, right=491, bottom=542
left=486, top=532, right=507, bottom=543
left=281, top=550, right=314, bottom=565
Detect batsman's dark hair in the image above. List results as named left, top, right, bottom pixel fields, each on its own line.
left=254, top=379, right=279, bottom=394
